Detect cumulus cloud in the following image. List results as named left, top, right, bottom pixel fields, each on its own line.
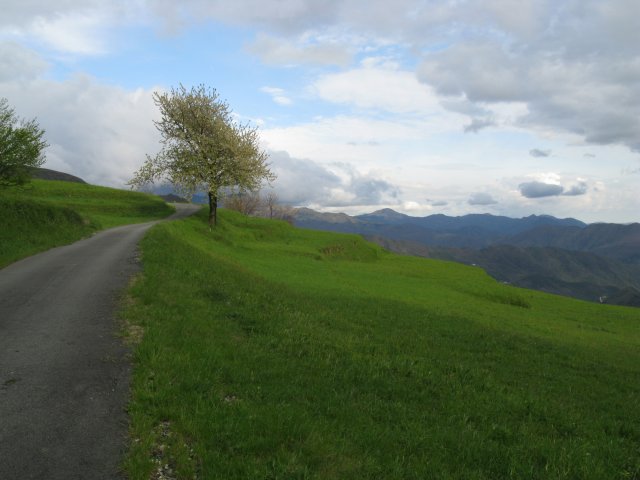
left=260, top=86, right=292, bottom=106
left=2, top=0, right=638, bottom=222
left=247, top=32, right=351, bottom=66
left=9, top=1, right=638, bottom=151
left=261, top=114, right=456, bottom=165
left=518, top=181, right=564, bottom=198
left=518, top=176, right=590, bottom=198
left=0, top=42, right=48, bottom=81
left=419, top=42, right=523, bottom=102
left=416, top=2, right=640, bottom=152
left=0, top=0, right=103, bottom=29
left=140, top=0, right=640, bottom=152
left=468, top=192, right=497, bottom=205
left=28, top=10, right=112, bottom=55
left=268, top=150, right=400, bottom=208
left=0, top=46, right=160, bottom=186
left=147, top=0, right=340, bottom=34
left=563, top=181, right=588, bottom=196
left=343, top=165, right=399, bottom=206
left=464, top=117, right=494, bottom=133
left=0, top=3, right=130, bottom=56
left=311, top=58, right=441, bottom=114
left=530, top=148, right=551, bottom=158
left=268, top=150, right=341, bottom=205
left=214, top=0, right=640, bottom=152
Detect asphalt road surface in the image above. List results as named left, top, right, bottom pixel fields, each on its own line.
left=0, top=203, right=200, bottom=480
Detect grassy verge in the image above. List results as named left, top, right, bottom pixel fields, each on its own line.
left=0, top=179, right=174, bottom=267
left=123, top=209, right=640, bottom=479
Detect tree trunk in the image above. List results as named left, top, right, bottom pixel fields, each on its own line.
left=208, top=191, right=218, bottom=227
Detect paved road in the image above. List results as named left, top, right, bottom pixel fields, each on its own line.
left=0, top=203, right=200, bottom=480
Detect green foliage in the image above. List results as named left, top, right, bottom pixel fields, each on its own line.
left=0, top=98, right=48, bottom=186
left=123, top=210, right=640, bottom=479
left=129, top=84, right=274, bottom=226
left=0, top=179, right=174, bottom=267
left=0, top=197, right=91, bottom=267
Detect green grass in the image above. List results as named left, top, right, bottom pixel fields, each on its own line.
left=123, top=209, right=640, bottom=479
left=0, top=179, right=174, bottom=267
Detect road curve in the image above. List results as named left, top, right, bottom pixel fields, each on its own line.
left=0, top=203, right=200, bottom=480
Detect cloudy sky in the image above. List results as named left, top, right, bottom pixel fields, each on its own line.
left=1, top=0, right=638, bottom=222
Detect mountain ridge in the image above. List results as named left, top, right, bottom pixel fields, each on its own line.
left=294, top=207, right=589, bottom=248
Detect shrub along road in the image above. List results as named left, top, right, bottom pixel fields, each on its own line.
left=0, top=203, right=200, bottom=480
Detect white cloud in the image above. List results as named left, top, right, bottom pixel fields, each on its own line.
left=0, top=42, right=48, bottom=81
left=517, top=174, right=589, bottom=199
left=148, top=0, right=640, bottom=152
left=1, top=0, right=638, bottom=222
left=247, top=32, right=351, bottom=66
left=525, top=172, right=562, bottom=185
left=147, top=0, right=341, bottom=34
left=311, top=58, right=441, bottom=114
left=260, top=86, right=292, bottom=106
left=420, top=42, right=524, bottom=103
left=504, top=175, right=634, bottom=224
left=468, top=192, right=498, bottom=206
left=0, top=3, right=134, bottom=56
left=464, top=117, right=495, bottom=134
left=416, top=2, right=640, bottom=152
left=470, top=0, right=551, bottom=38
left=6, top=1, right=639, bottom=151
left=563, top=180, right=588, bottom=197
left=263, top=115, right=430, bottom=159
left=0, top=48, right=160, bottom=186
left=220, top=0, right=640, bottom=152
left=268, top=150, right=399, bottom=208
left=0, top=1, right=103, bottom=29
left=261, top=112, right=475, bottom=192
left=28, top=11, right=111, bottom=55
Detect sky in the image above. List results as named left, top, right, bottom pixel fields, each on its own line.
left=1, top=0, right=638, bottom=223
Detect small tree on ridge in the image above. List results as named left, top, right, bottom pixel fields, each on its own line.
left=129, top=84, right=274, bottom=227
left=265, top=191, right=278, bottom=219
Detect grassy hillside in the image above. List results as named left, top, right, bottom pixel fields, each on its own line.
left=123, top=209, right=640, bottom=479
left=370, top=236, right=640, bottom=306
left=0, top=179, right=174, bottom=267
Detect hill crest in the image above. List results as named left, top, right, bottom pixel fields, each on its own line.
left=30, top=167, right=86, bottom=184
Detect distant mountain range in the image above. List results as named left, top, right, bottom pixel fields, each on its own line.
left=294, top=208, right=640, bottom=307
left=295, top=207, right=586, bottom=248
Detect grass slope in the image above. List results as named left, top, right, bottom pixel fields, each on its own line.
left=124, top=209, right=640, bottom=479
left=0, top=179, right=174, bottom=267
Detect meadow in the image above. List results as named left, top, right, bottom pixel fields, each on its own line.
left=123, top=208, right=640, bottom=479
left=0, top=179, right=174, bottom=267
